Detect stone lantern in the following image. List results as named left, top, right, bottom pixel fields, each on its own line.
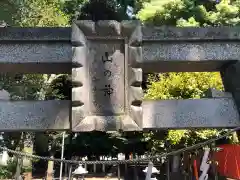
left=72, top=164, right=88, bottom=180
left=143, top=162, right=159, bottom=180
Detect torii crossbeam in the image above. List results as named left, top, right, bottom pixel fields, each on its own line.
left=0, top=21, right=239, bottom=131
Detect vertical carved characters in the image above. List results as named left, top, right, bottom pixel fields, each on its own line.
left=71, top=20, right=143, bottom=131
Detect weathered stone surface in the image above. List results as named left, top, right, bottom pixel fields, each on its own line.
left=142, top=98, right=240, bottom=129
left=71, top=115, right=142, bottom=131
left=140, top=42, right=240, bottom=72
left=71, top=21, right=143, bottom=131
left=73, top=20, right=141, bottom=38
left=0, top=43, right=71, bottom=73
left=1, top=21, right=240, bottom=131
left=1, top=23, right=240, bottom=74
left=72, top=23, right=240, bottom=40
left=0, top=89, right=10, bottom=100
left=0, top=100, right=70, bottom=130
left=0, top=28, right=71, bottom=73
left=205, top=88, right=232, bottom=98
left=88, top=42, right=125, bottom=114
left=221, top=61, right=240, bottom=114
left=3, top=25, right=240, bottom=41
left=142, top=26, right=240, bottom=41
left=0, top=28, right=70, bottom=41
left=129, top=25, right=240, bottom=72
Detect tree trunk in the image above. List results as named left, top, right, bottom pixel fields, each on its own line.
left=172, top=155, right=180, bottom=173
left=15, top=157, right=23, bottom=180
left=15, top=132, right=24, bottom=180
left=22, top=137, right=33, bottom=180
left=46, top=153, right=55, bottom=180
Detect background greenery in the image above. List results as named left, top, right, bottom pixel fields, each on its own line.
left=0, top=0, right=240, bottom=178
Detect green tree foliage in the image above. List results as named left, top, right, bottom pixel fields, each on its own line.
left=0, top=158, right=34, bottom=179
left=14, top=0, right=69, bottom=27
left=145, top=72, right=223, bottom=100
left=1, top=0, right=70, bottom=27
left=77, top=0, right=126, bottom=21
left=60, top=0, right=150, bottom=21
left=60, top=0, right=87, bottom=21
left=137, top=0, right=240, bottom=26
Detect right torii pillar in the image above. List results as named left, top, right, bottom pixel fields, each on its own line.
left=221, top=61, right=240, bottom=122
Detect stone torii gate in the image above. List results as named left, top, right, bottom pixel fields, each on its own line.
left=0, top=20, right=239, bottom=132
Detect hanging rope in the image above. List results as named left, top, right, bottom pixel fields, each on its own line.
left=0, top=126, right=239, bottom=165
